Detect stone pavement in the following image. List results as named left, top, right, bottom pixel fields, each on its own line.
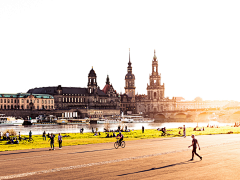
left=0, top=134, right=240, bottom=180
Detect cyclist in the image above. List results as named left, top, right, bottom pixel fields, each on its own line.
left=116, top=131, right=123, bottom=145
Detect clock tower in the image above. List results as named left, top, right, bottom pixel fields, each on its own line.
left=124, top=49, right=135, bottom=101
left=147, top=50, right=165, bottom=100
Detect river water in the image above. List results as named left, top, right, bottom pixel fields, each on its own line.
left=0, top=121, right=234, bottom=135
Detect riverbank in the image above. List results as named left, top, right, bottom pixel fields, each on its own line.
left=1, top=126, right=240, bottom=152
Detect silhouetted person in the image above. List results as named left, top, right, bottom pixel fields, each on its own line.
left=188, top=134, right=202, bottom=161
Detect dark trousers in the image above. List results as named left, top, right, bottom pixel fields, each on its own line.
left=59, top=140, right=62, bottom=148
left=192, top=148, right=201, bottom=159
left=119, top=137, right=123, bottom=145
left=50, top=142, right=54, bottom=149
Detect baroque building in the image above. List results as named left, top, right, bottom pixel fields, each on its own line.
left=136, top=50, right=176, bottom=117
left=120, top=49, right=136, bottom=114
left=0, top=93, right=54, bottom=110
left=27, top=67, right=120, bottom=118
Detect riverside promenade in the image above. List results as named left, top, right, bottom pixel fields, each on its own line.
left=1, top=134, right=240, bottom=180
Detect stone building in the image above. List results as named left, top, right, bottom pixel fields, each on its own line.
left=0, top=93, right=54, bottom=110
left=136, top=50, right=176, bottom=117
left=27, top=67, right=120, bottom=118
left=175, top=97, right=240, bottom=110
left=120, top=49, right=136, bottom=114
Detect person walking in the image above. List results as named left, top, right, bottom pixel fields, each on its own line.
left=49, top=133, right=55, bottom=150
left=183, top=125, right=186, bottom=138
left=58, top=133, right=62, bottom=149
left=92, top=127, right=94, bottom=133
left=0, top=131, right=2, bottom=140
left=142, top=126, right=144, bottom=133
left=6, top=131, right=9, bottom=140
left=18, top=132, right=21, bottom=141
left=29, top=130, right=32, bottom=140
left=43, top=131, right=46, bottom=140
left=188, top=134, right=202, bottom=161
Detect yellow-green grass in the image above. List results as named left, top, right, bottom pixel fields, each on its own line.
left=1, top=126, right=240, bottom=152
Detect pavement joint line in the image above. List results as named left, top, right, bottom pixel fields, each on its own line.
left=1, top=140, right=240, bottom=180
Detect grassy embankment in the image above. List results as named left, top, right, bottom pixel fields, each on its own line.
left=1, top=126, right=240, bottom=152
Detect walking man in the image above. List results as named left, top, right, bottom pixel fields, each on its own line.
left=29, top=130, right=32, bottom=140
left=6, top=131, right=9, bottom=140
left=183, top=125, right=186, bottom=138
left=188, top=134, right=202, bottom=161
left=58, top=133, right=62, bottom=149
left=142, top=126, right=144, bottom=133
left=19, top=132, right=21, bottom=141
left=49, top=133, right=55, bottom=150
left=43, top=131, right=46, bottom=140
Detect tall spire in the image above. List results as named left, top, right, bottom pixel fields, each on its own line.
left=106, top=75, right=110, bottom=85
left=153, top=49, right=157, bottom=61
left=128, top=48, right=132, bottom=67
left=129, top=48, right=131, bottom=63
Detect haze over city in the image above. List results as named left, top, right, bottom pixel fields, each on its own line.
left=0, top=0, right=240, bottom=101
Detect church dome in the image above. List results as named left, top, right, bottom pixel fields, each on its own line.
left=88, top=67, right=96, bottom=77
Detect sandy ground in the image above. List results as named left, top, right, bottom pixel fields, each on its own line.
left=0, top=134, right=240, bottom=180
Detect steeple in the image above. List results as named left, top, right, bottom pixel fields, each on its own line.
left=128, top=48, right=131, bottom=67
left=106, top=75, right=110, bottom=85
left=153, top=49, right=157, bottom=61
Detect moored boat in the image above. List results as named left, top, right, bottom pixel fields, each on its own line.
left=0, top=114, right=24, bottom=126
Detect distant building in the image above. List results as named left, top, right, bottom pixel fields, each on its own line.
left=175, top=97, right=240, bottom=110
left=27, top=67, right=120, bottom=118
left=120, top=49, right=136, bottom=114
left=136, top=50, right=176, bottom=117
left=0, top=93, right=54, bottom=110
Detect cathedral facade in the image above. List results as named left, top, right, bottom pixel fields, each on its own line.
left=135, top=50, right=176, bottom=117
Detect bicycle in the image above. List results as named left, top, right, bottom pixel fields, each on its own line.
left=114, top=139, right=125, bottom=149
left=22, top=137, right=34, bottom=143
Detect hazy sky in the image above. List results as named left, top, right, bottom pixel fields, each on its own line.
left=0, top=0, right=240, bottom=101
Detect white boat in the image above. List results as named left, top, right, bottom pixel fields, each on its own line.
left=97, top=119, right=120, bottom=124
left=97, top=119, right=106, bottom=124
left=120, top=115, right=154, bottom=123
left=0, top=114, right=24, bottom=126
left=121, top=117, right=134, bottom=123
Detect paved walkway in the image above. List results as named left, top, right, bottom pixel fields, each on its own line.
left=1, top=134, right=240, bottom=179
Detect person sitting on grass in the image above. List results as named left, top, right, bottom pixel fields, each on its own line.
left=161, top=127, right=166, bottom=136
left=14, top=139, right=19, bottom=144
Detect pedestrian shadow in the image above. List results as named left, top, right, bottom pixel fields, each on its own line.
left=0, top=149, right=50, bottom=156
left=68, top=148, right=114, bottom=154
left=117, top=160, right=199, bottom=176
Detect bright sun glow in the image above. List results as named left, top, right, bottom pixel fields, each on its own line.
left=0, top=0, right=240, bottom=101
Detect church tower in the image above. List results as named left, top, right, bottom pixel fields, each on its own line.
left=124, top=49, right=135, bottom=101
left=147, top=50, right=165, bottom=100
left=88, top=67, right=97, bottom=94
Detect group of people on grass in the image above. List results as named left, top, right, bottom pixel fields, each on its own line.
left=0, top=131, right=21, bottom=144
left=42, top=131, right=62, bottom=150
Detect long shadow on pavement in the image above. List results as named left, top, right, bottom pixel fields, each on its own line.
left=117, top=160, right=199, bottom=176
left=68, top=148, right=114, bottom=154
left=1, top=148, right=115, bottom=156
left=0, top=149, right=49, bottom=156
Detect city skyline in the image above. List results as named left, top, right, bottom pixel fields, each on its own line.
left=0, top=1, right=240, bottom=101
